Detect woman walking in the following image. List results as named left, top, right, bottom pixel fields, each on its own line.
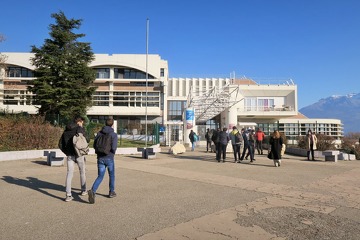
left=269, top=130, right=283, bottom=167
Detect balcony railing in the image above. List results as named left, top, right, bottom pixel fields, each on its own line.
left=240, top=105, right=294, bottom=112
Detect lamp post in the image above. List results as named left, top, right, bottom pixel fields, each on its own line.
left=145, top=18, right=149, bottom=151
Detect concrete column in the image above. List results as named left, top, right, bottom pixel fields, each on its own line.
left=227, top=106, right=238, bottom=130
left=184, top=108, right=196, bottom=146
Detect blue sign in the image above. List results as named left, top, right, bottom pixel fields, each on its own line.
left=186, top=109, right=194, bottom=121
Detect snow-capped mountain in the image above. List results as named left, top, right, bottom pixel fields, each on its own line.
left=299, top=93, right=360, bottom=133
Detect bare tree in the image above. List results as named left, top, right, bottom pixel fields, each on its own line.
left=0, top=34, right=8, bottom=76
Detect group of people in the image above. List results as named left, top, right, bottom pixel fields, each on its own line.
left=194, top=127, right=318, bottom=167
left=59, top=117, right=118, bottom=203
left=206, top=127, right=267, bottom=163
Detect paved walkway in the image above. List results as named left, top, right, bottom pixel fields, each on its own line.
left=1, top=147, right=360, bottom=240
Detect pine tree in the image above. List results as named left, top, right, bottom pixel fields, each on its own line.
left=29, top=11, right=96, bottom=120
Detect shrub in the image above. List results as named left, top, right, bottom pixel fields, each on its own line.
left=341, top=135, right=360, bottom=160
left=297, top=134, right=336, bottom=151
left=0, top=115, right=63, bottom=151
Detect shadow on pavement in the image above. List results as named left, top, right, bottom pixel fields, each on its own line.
left=1, top=176, right=87, bottom=203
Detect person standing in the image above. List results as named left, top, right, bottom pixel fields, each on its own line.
left=205, top=128, right=212, bottom=152
left=255, top=128, right=265, bottom=155
left=88, top=118, right=118, bottom=204
left=269, top=130, right=283, bottom=167
left=306, top=129, right=318, bottom=161
left=218, top=128, right=230, bottom=162
left=189, top=130, right=197, bottom=151
left=229, top=126, right=243, bottom=163
left=212, top=128, right=221, bottom=157
left=59, top=116, right=88, bottom=202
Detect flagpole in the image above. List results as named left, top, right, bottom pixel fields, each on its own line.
left=145, top=18, right=149, bottom=149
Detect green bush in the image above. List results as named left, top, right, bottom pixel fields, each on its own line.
left=0, top=115, right=63, bottom=151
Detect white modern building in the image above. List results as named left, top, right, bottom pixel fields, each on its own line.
left=0, top=52, right=343, bottom=145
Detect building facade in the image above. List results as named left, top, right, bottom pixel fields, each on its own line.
left=0, top=52, right=343, bottom=144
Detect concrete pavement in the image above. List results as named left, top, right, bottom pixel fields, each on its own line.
left=1, top=147, right=360, bottom=239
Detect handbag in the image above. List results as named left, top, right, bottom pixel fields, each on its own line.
left=267, top=151, right=273, bottom=159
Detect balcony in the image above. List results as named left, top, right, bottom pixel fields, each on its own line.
left=237, top=105, right=297, bottom=117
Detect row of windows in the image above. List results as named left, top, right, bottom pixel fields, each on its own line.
left=7, top=67, right=34, bottom=78
left=96, top=68, right=156, bottom=79
left=5, top=66, right=161, bottom=80
left=92, top=91, right=160, bottom=107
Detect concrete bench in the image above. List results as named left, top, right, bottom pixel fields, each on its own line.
left=322, top=150, right=340, bottom=162
left=338, top=152, right=356, bottom=161
left=45, top=151, right=64, bottom=166
left=137, top=148, right=156, bottom=159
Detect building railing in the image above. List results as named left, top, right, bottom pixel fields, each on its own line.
left=239, top=105, right=294, bottom=112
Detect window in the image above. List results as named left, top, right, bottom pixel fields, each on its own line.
left=3, top=90, right=18, bottom=105
left=7, top=67, right=34, bottom=78
left=93, top=91, right=109, bottom=106
left=160, top=68, right=165, bottom=77
left=245, top=98, right=256, bottom=111
left=95, top=68, right=110, bottom=79
left=114, top=68, right=155, bottom=79
left=258, top=98, right=274, bottom=111
left=168, top=100, right=187, bottom=121
left=113, top=91, right=160, bottom=107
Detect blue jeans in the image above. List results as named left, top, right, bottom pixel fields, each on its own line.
left=191, top=141, right=196, bottom=151
left=91, top=157, right=115, bottom=193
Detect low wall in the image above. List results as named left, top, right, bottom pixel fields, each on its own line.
left=0, top=145, right=161, bottom=162
left=285, top=148, right=323, bottom=158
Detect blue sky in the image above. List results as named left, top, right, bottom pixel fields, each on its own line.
left=1, top=0, right=359, bottom=108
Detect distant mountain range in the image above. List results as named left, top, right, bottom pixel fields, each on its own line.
left=299, top=93, right=360, bottom=133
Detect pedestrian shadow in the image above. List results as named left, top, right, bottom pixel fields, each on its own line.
left=1, top=176, right=86, bottom=203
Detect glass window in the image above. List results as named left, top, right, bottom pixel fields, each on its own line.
left=7, top=67, right=34, bottom=78
left=160, top=68, right=165, bottom=77
left=95, top=68, right=110, bottom=79
left=168, top=100, right=187, bottom=121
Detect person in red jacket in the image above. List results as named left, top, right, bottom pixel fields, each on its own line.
left=255, top=128, right=265, bottom=155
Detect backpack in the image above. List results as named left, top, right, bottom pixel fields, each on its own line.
left=94, top=132, right=112, bottom=155
left=194, top=134, right=198, bottom=142
left=249, top=133, right=255, bottom=142
left=73, top=133, right=89, bottom=157
left=234, top=132, right=242, bottom=144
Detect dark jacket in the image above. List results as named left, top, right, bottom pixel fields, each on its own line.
left=94, top=125, right=118, bottom=158
left=219, top=131, right=229, bottom=145
left=189, top=131, right=195, bottom=143
left=59, top=123, right=87, bottom=157
left=211, top=130, right=220, bottom=143
left=270, top=137, right=283, bottom=160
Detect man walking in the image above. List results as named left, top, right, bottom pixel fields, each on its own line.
left=229, top=126, right=243, bottom=163
left=88, top=118, right=118, bottom=204
left=240, top=128, right=254, bottom=162
left=59, top=116, right=88, bottom=202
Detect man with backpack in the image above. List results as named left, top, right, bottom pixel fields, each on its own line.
left=59, top=116, right=89, bottom=202
left=88, top=118, right=118, bottom=204
left=229, top=126, right=243, bottom=163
